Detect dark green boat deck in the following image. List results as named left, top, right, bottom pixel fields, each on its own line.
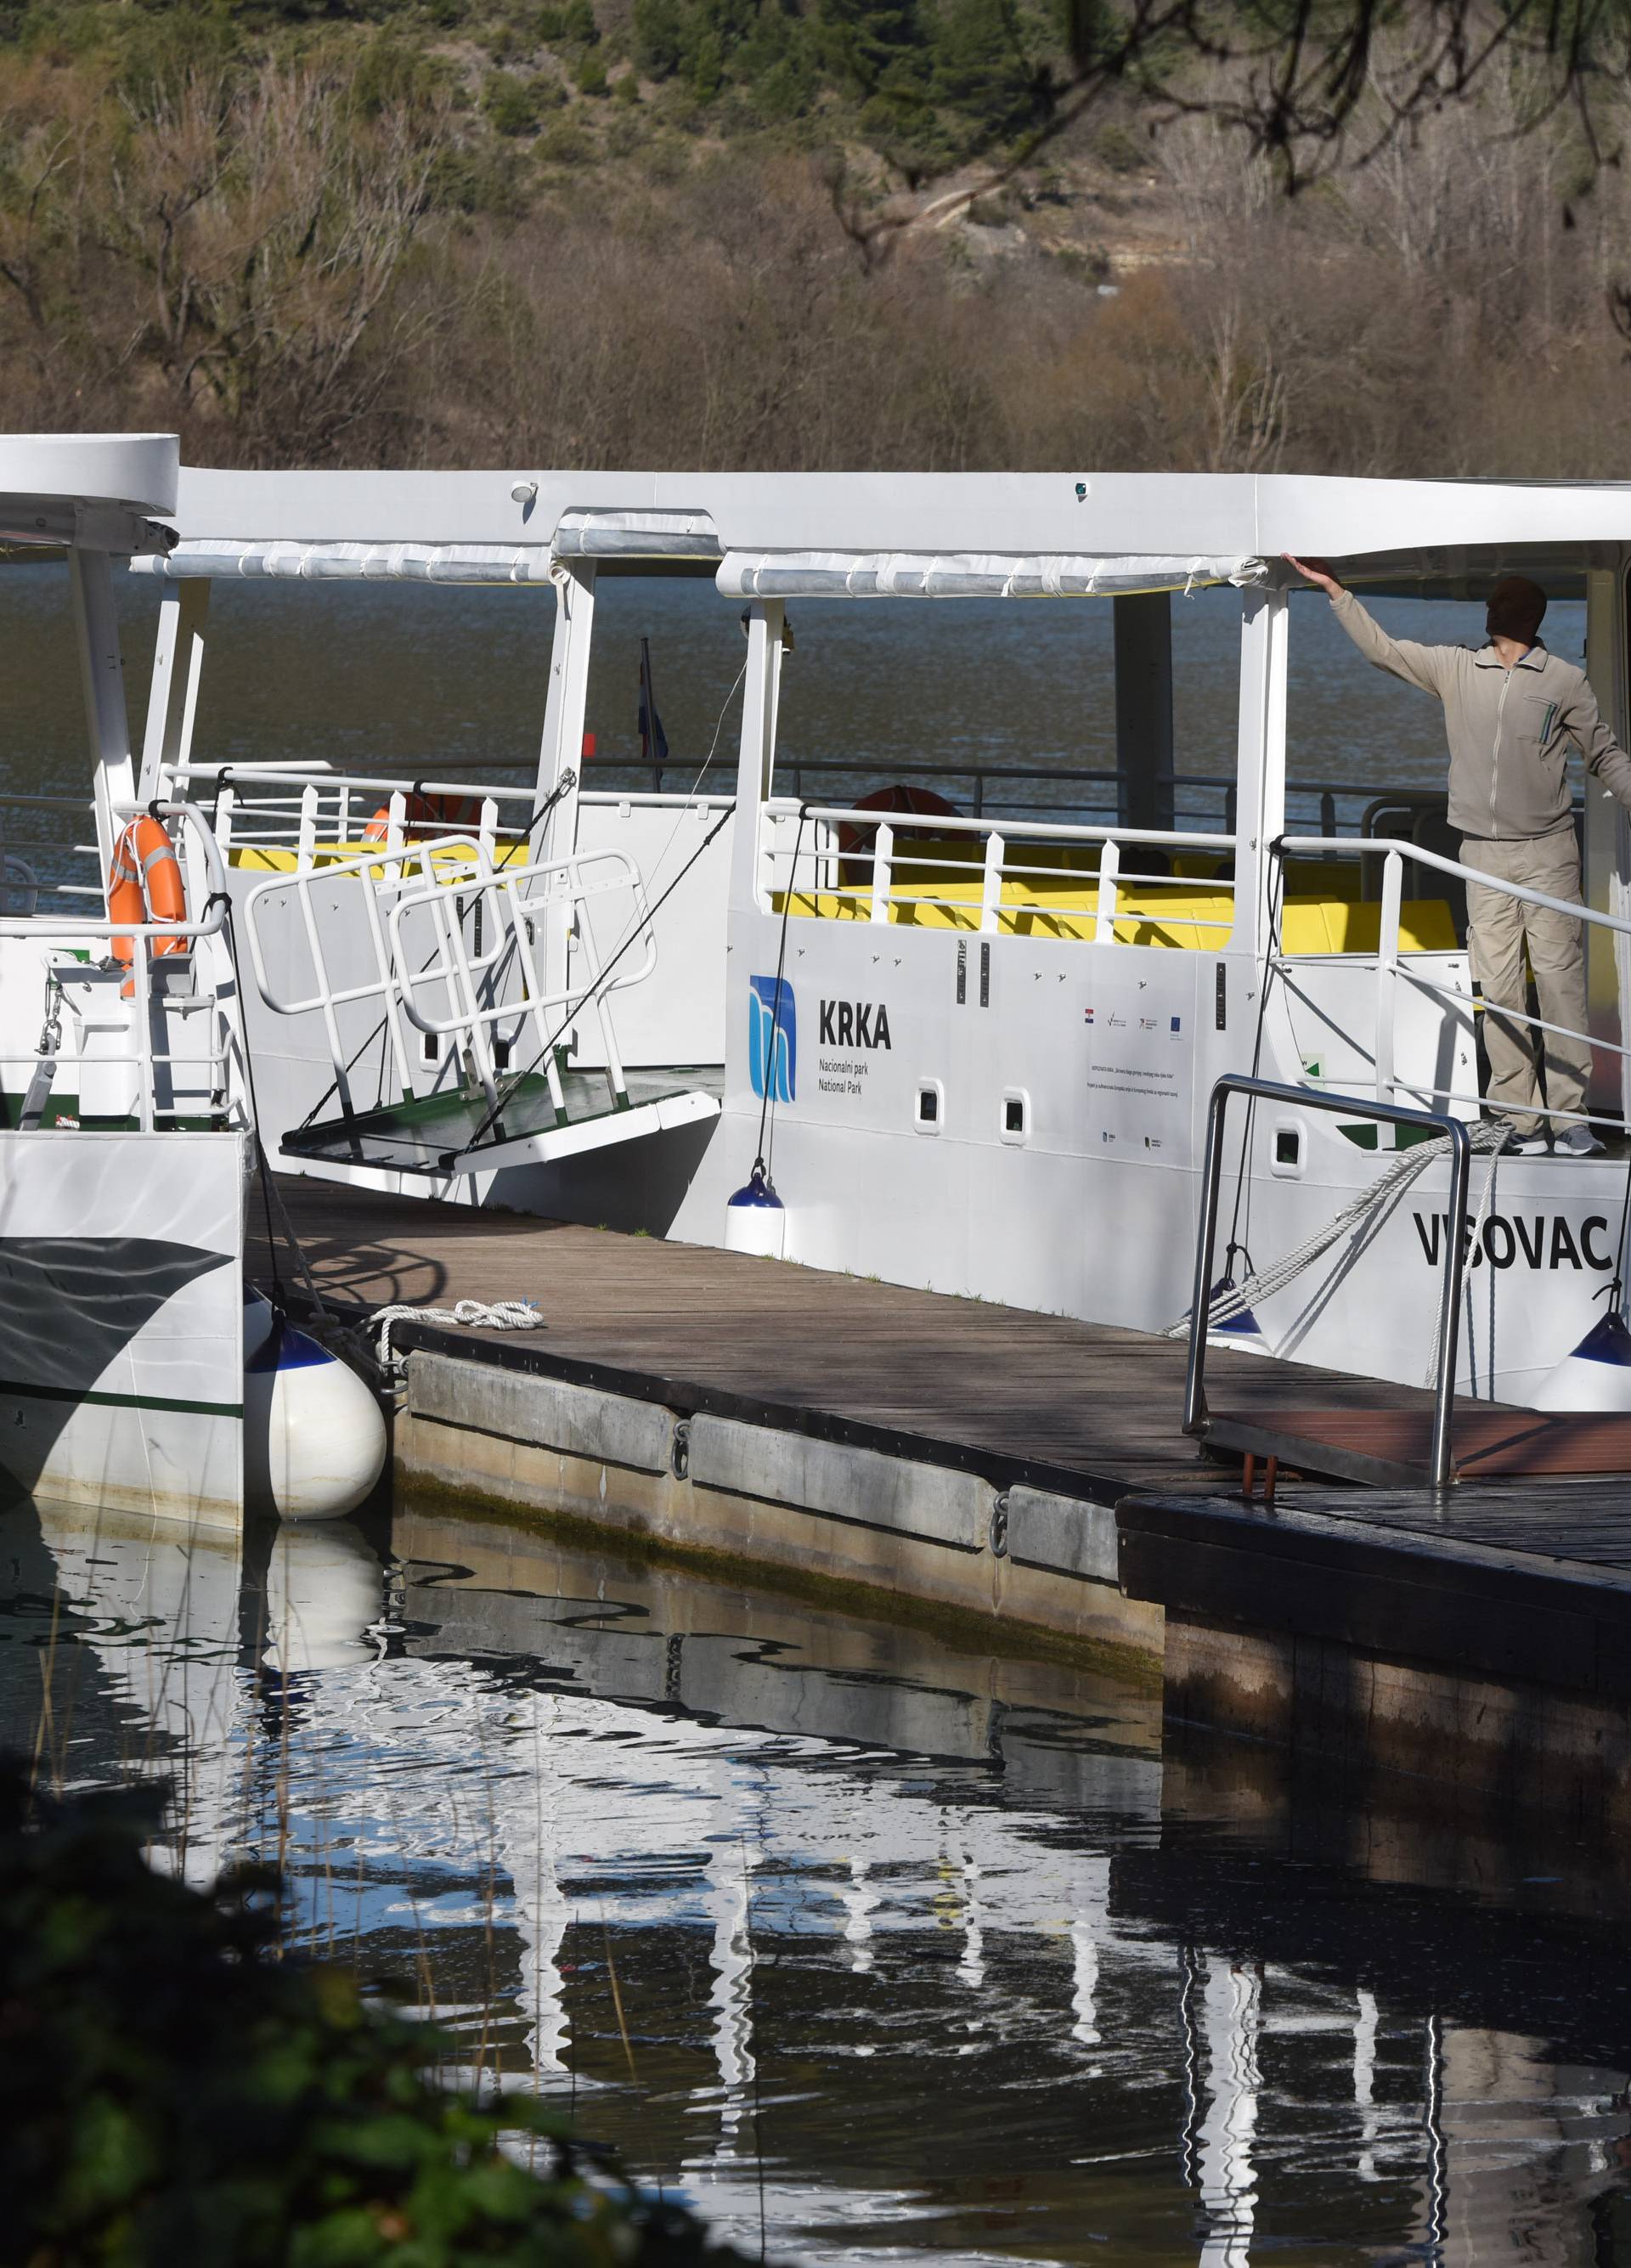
left=282, top=1063, right=721, bottom=1172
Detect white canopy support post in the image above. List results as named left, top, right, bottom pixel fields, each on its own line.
left=71, top=549, right=134, bottom=876
left=1231, top=587, right=1288, bottom=968
left=1375, top=848, right=1403, bottom=1118
left=1114, top=593, right=1174, bottom=833
left=138, top=580, right=209, bottom=804
left=534, top=560, right=595, bottom=1035
left=1583, top=561, right=1630, bottom=1120
left=729, top=600, right=785, bottom=915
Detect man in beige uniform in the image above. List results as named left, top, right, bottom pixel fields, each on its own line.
left=1285, top=557, right=1631, bottom=1155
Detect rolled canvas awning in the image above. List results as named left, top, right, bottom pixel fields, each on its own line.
left=717, top=550, right=1268, bottom=599
left=553, top=506, right=720, bottom=560
left=133, top=539, right=557, bottom=584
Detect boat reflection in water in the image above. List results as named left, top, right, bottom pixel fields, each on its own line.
left=5, top=1490, right=1631, bottom=2265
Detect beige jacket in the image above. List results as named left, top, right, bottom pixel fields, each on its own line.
left=1331, top=587, right=1631, bottom=839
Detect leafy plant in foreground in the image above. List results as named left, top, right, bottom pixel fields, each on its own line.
left=0, top=1764, right=755, bottom=2267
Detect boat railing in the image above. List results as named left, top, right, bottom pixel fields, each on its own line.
left=166, top=763, right=731, bottom=863
left=161, top=756, right=1470, bottom=849
left=0, top=789, right=104, bottom=903
left=0, top=801, right=236, bottom=1135
left=241, top=830, right=657, bottom=1125
left=1274, top=833, right=1631, bottom=1136
left=763, top=800, right=1239, bottom=939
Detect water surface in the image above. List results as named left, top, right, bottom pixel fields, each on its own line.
left=8, top=1490, right=1631, bottom=2266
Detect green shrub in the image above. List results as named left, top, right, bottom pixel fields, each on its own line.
left=486, top=65, right=539, bottom=131
left=0, top=1767, right=753, bottom=2268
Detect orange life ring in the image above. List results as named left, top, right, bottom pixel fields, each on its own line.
left=108, top=815, right=188, bottom=994
left=363, top=793, right=483, bottom=843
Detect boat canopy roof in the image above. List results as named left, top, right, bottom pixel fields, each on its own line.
left=143, top=465, right=1631, bottom=595
left=0, top=432, right=178, bottom=556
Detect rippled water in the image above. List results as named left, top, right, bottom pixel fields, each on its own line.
left=8, top=1491, right=1631, bottom=2265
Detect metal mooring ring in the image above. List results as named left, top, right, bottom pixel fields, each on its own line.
left=989, top=1494, right=1010, bottom=1559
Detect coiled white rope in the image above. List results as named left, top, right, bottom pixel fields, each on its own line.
left=1164, top=1121, right=1510, bottom=1343
left=373, top=1298, right=544, bottom=1369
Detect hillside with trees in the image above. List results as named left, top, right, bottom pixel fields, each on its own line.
left=3, top=0, right=1631, bottom=474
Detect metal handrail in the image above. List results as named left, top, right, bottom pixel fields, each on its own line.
left=1273, top=832, right=1631, bottom=1123
left=1183, top=1074, right=1473, bottom=1493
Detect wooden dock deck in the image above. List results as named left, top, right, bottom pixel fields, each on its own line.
left=256, top=1175, right=1495, bottom=1504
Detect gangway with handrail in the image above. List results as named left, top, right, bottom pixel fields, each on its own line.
left=240, top=826, right=720, bottom=1178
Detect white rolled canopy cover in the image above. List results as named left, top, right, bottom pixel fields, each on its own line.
left=133, top=539, right=557, bottom=584
left=717, top=550, right=1268, bottom=598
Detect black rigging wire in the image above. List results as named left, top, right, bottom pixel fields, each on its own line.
left=211, top=889, right=285, bottom=1315
left=752, top=805, right=809, bottom=1187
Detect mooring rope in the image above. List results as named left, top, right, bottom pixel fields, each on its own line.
left=372, top=1298, right=545, bottom=1370
left=1163, top=1120, right=1510, bottom=1342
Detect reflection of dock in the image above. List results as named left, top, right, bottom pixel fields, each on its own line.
left=261, top=1179, right=1631, bottom=1834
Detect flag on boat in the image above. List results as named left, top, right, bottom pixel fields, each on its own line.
left=638, top=637, right=669, bottom=772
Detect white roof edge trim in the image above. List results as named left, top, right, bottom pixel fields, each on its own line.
left=715, top=550, right=1269, bottom=600
left=554, top=505, right=721, bottom=559
left=132, top=537, right=556, bottom=584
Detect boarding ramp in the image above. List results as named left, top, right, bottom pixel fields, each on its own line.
left=241, top=824, right=719, bottom=1176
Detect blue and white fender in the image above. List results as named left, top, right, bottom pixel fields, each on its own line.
left=1531, top=1306, right=1631, bottom=1412
left=244, top=1289, right=387, bottom=1520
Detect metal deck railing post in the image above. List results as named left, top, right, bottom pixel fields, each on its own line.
left=1184, top=1074, right=1476, bottom=1490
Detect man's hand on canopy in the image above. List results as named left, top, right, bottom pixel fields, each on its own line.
left=1284, top=554, right=1344, bottom=597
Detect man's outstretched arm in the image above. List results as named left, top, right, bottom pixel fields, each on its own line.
left=1284, top=555, right=1451, bottom=698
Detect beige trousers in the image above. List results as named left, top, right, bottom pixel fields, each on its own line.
left=1460, top=828, right=1590, bottom=1137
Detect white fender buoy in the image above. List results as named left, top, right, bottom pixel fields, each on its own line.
left=244, top=1290, right=387, bottom=1520
left=1531, top=1307, right=1631, bottom=1412
left=725, top=1162, right=786, bottom=1259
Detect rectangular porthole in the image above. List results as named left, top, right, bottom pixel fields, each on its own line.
left=916, top=1080, right=943, bottom=1134
left=420, top=1031, right=439, bottom=1066
left=493, top=1037, right=512, bottom=1071
left=1272, top=1120, right=1306, bottom=1179
left=1001, top=1088, right=1029, bottom=1146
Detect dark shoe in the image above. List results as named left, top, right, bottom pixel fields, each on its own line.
left=1556, top=1124, right=1606, bottom=1157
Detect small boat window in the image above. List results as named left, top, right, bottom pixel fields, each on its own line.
left=1272, top=1120, right=1306, bottom=1178
left=1001, top=1089, right=1029, bottom=1144
left=915, top=1080, right=943, bottom=1133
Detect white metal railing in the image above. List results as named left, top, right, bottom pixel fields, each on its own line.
left=169, top=762, right=731, bottom=866
left=1274, top=833, right=1631, bottom=1134
left=763, top=801, right=1239, bottom=940
left=242, top=830, right=658, bottom=1131
left=0, top=802, right=235, bottom=1135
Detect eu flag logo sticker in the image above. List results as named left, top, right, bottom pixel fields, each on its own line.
left=748, top=975, right=796, bottom=1103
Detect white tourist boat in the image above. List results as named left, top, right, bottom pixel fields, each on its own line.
left=0, top=433, right=384, bottom=1528
left=127, top=465, right=1631, bottom=1413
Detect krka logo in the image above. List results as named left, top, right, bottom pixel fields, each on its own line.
left=748, top=974, right=796, bottom=1103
